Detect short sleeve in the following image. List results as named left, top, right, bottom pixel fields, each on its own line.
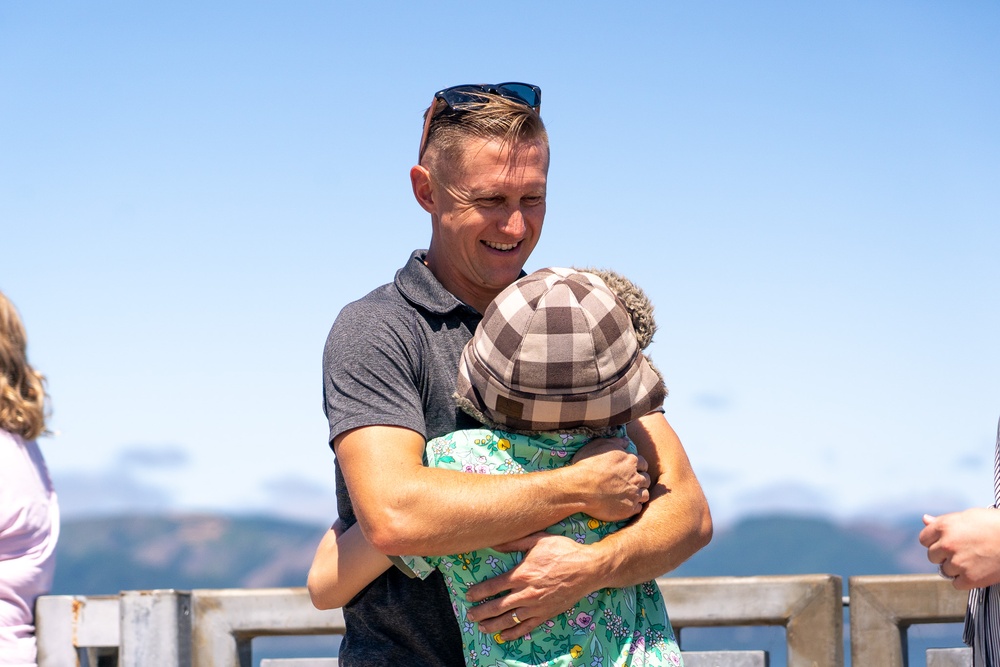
left=393, top=554, right=439, bottom=580
left=323, top=295, right=427, bottom=445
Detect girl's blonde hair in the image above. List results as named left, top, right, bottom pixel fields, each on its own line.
left=0, top=291, right=49, bottom=440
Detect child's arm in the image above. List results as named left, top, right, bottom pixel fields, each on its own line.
left=307, top=518, right=393, bottom=609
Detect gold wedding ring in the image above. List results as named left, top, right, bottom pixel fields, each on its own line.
left=511, top=610, right=521, bottom=625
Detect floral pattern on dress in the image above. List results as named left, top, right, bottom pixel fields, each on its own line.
left=400, top=427, right=683, bottom=667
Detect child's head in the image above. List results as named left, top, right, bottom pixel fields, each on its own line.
left=455, top=267, right=666, bottom=435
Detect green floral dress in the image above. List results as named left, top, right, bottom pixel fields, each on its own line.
left=399, top=427, right=683, bottom=667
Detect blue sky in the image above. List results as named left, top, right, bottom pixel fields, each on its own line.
left=2, top=2, right=998, bottom=526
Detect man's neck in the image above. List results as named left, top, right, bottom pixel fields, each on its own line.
left=422, top=254, right=495, bottom=314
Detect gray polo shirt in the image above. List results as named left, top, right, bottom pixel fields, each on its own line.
left=323, top=250, right=483, bottom=667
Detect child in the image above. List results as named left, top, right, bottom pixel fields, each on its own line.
left=309, top=267, right=683, bottom=667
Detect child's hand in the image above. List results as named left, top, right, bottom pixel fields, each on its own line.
left=570, top=437, right=650, bottom=521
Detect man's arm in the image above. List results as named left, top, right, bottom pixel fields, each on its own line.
left=465, top=412, right=712, bottom=639
left=920, top=509, right=1000, bottom=590
left=599, top=411, right=713, bottom=581
left=335, top=424, right=652, bottom=557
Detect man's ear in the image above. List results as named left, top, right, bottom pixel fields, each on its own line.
left=410, top=165, right=435, bottom=214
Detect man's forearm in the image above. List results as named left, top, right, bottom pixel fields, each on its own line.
left=589, top=471, right=712, bottom=589
left=371, top=464, right=592, bottom=556
left=590, top=413, right=713, bottom=588
left=337, top=425, right=648, bottom=557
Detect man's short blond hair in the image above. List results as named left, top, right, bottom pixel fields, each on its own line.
left=420, top=91, right=549, bottom=179
left=0, top=291, right=49, bottom=440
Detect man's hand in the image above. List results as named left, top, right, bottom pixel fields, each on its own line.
left=570, top=437, right=650, bottom=522
left=464, top=532, right=601, bottom=640
left=920, top=509, right=1000, bottom=590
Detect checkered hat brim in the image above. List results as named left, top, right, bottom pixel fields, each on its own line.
left=456, top=268, right=666, bottom=432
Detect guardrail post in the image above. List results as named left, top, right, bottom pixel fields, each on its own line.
left=119, top=590, right=192, bottom=666
left=786, top=574, right=843, bottom=666
left=36, top=595, right=121, bottom=667
left=660, top=574, right=843, bottom=667
left=190, top=588, right=345, bottom=667
left=849, top=574, right=968, bottom=667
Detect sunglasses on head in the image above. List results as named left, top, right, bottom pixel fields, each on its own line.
left=417, top=82, right=542, bottom=161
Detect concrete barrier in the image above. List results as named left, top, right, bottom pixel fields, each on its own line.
left=35, top=578, right=832, bottom=666
left=849, top=574, right=969, bottom=667
left=926, top=647, right=973, bottom=667
left=664, top=575, right=842, bottom=667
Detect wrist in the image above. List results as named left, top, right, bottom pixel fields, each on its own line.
left=550, top=466, right=593, bottom=518
left=582, top=538, right=621, bottom=589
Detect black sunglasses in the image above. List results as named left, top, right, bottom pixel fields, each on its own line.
left=418, top=82, right=542, bottom=161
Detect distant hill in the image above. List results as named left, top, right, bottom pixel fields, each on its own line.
left=670, top=513, right=931, bottom=589
left=51, top=512, right=933, bottom=597
left=51, top=514, right=326, bottom=595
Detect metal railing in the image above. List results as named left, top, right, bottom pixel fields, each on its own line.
left=35, top=573, right=973, bottom=666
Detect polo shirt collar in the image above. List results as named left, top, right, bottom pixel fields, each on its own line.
left=395, top=250, right=475, bottom=315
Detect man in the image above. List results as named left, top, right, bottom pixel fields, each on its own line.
left=920, top=417, right=1000, bottom=664
left=323, top=82, right=713, bottom=666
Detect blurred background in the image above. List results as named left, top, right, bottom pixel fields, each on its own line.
left=2, top=0, right=998, bottom=556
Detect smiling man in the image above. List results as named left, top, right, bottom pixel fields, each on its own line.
left=321, top=83, right=712, bottom=666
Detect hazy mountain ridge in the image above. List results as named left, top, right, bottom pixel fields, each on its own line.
left=51, top=512, right=934, bottom=597
left=52, top=514, right=326, bottom=595
left=669, top=514, right=932, bottom=587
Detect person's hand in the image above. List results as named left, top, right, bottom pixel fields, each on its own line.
left=920, top=509, right=1000, bottom=590
left=464, top=532, right=601, bottom=640
left=570, top=437, right=650, bottom=522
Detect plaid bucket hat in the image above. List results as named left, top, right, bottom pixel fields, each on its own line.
left=455, top=267, right=666, bottom=433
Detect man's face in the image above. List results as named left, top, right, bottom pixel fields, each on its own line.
left=424, top=136, right=548, bottom=312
